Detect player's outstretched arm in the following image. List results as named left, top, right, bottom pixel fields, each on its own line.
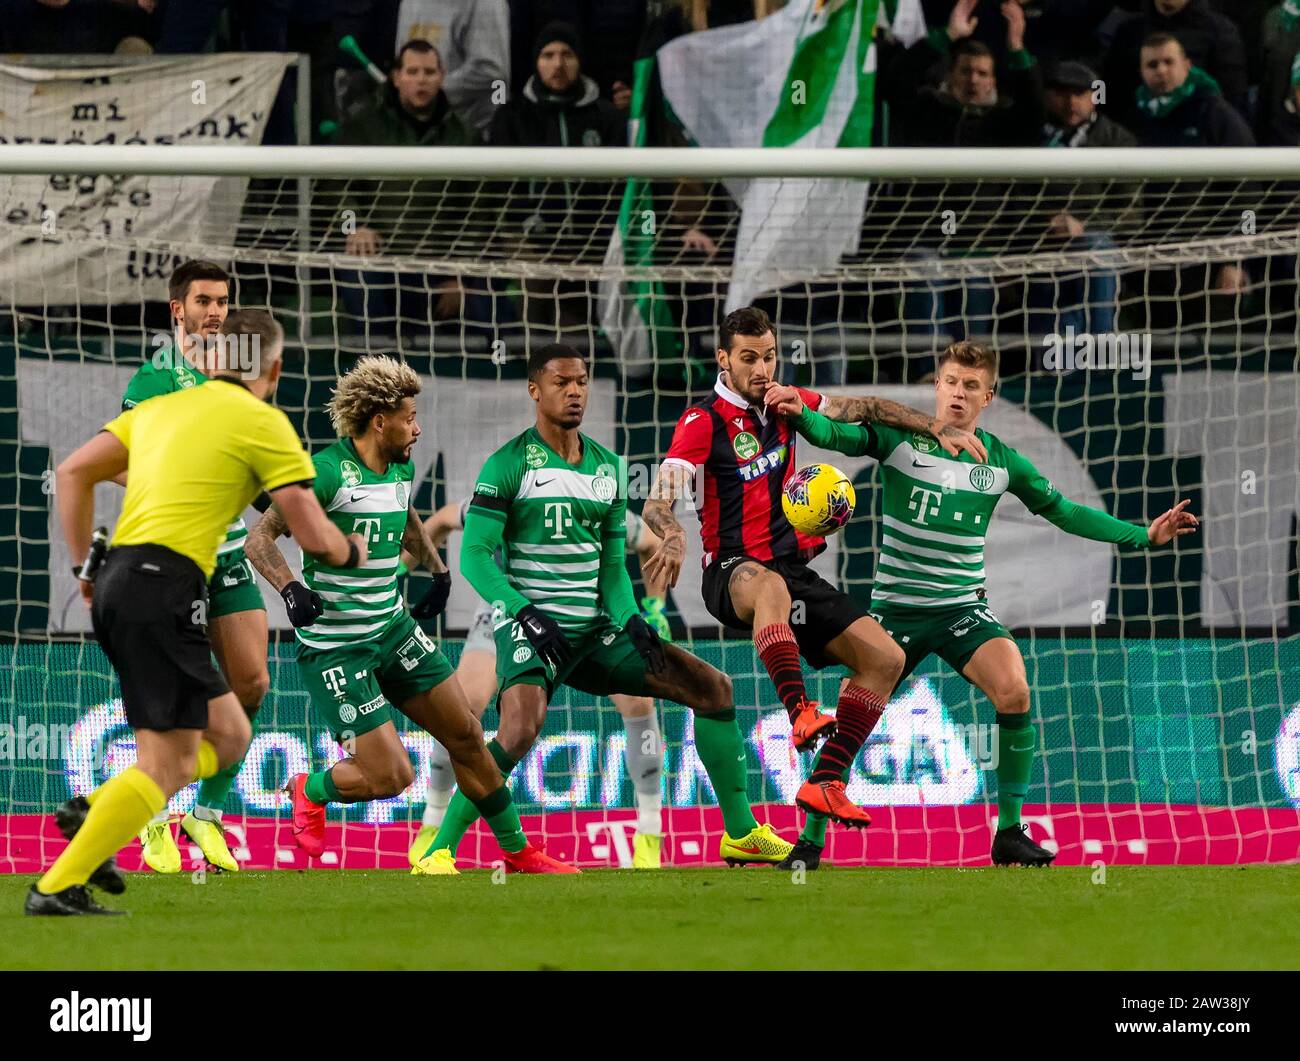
left=1008, top=449, right=1199, bottom=549
left=642, top=463, right=691, bottom=590
left=769, top=385, right=987, bottom=463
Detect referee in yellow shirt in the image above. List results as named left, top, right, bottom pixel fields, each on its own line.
left=27, top=309, right=367, bottom=916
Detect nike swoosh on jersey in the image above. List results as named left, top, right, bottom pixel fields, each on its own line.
left=350, top=492, right=369, bottom=502
left=911, top=460, right=933, bottom=468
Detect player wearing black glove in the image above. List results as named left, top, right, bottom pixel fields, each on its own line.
left=281, top=579, right=324, bottom=628
left=516, top=604, right=570, bottom=669
left=410, top=571, right=452, bottom=619
left=624, top=613, right=666, bottom=675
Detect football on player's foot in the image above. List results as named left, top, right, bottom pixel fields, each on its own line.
left=991, top=823, right=1056, bottom=867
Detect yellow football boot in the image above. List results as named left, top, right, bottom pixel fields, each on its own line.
left=408, top=824, right=439, bottom=868
left=719, top=822, right=794, bottom=866
left=138, top=818, right=181, bottom=874
left=411, top=848, right=460, bottom=876
left=180, top=812, right=239, bottom=872
left=632, top=832, right=662, bottom=869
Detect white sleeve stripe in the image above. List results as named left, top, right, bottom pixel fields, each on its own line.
left=662, top=456, right=697, bottom=475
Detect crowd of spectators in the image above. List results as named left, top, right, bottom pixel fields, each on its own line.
left=5, top=1, right=1299, bottom=356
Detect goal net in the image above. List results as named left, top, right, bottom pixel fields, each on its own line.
left=2, top=144, right=1298, bottom=871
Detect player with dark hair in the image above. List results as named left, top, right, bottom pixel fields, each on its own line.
left=111, top=266, right=282, bottom=875
left=642, top=307, right=988, bottom=842
left=767, top=340, right=1199, bottom=867
left=412, top=342, right=795, bottom=873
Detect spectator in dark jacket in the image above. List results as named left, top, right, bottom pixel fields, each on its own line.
left=1257, top=3, right=1300, bottom=143
left=1134, top=33, right=1255, bottom=302
left=1029, top=60, right=1138, bottom=338
left=882, top=0, right=1045, bottom=343
left=1265, top=52, right=1300, bottom=144
left=508, top=0, right=648, bottom=108
left=485, top=20, right=627, bottom=335
left=328, top=39, right=475, bottom=338
left=1101, top=0, right=1249, bottom=126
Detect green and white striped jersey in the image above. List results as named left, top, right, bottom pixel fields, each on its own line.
left=856, top=422, right=1145, bottom=607
left=465, top=428, right=628, bottom=636
left=296, top=438, right=412, bottom=650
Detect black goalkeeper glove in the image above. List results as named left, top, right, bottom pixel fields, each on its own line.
left=410, top=572, right=452, bottom=619
left=281, top=580, right=324, bottom=628
left=625, top=613, right=666, bottom=675
left=516, top=604, right=570, bottom=669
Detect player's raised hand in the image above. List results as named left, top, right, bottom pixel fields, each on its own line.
left=1148, top=498, right=1199, bottom=545
left=641, top=527, right=686, bottom=589
left=762, top=382, right=804, bottom=417
left=934, top=423, right=988, bottom=463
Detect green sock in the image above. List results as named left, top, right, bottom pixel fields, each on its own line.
left=693, top=711, right=759, bottom=838
left=304, top=766, right=343, bottom=806
left=996, top=712, right=1035, bottom=830
left=473, top=785, right=527, bottom=854
left=799, top=758, right=851, bottom=847
left=427, top=739, right=517, bottom=857
left=195, top=717, right=255, bottom=812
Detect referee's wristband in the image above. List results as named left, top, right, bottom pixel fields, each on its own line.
left=343, top=539, right=361, bottom=569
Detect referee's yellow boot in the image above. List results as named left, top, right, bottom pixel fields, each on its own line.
left=408, top=824, right=439, bottom=868
left=138, top=817, right=181, bottom=874
left=180, top=811, right=239, bottom=872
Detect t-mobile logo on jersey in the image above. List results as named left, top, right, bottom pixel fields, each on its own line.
left=544, top=502, right=573, bottom=539
left=352, top=517, right=382, bottom=544
left=908, top=485, right=943, bottom=525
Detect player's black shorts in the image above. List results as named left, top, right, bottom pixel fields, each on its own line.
left=90, top=544, right=229, bottom=731
left=701, top=553, right=868, bottom=669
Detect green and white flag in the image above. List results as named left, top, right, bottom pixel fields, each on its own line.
left=600, top=0, right=927, bottom=358
left=658, top=0, right=882, bottom=311
left=598, top=55, right=682, bottom=374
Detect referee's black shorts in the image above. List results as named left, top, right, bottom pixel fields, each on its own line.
left=701, top=553, right=868, bottom=670
left=90, top=544, right=229, bottom=731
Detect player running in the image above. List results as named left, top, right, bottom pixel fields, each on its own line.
left=110, top=266, right=275, bottom=875
left=245, top=356, right=568, bottom=873
left=411, top=342, right=794, bottom=875
left=642, top=307, right=988, bottom=838
left=766, top=340, right=1199, bottom=867
left=406, top=500, right=670, bottom=869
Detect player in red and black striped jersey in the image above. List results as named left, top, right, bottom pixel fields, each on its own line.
left=643, top=307, right=988, bottom=836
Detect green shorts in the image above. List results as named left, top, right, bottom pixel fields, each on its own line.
left=297, top=611, right=454, bottom=741
left=494, top=616, right=649, bottom=702
left=207, top=552, right=266, bottom=620
left=868, top=598, right=1013, bottom=684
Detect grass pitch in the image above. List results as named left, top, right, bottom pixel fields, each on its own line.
left=3, top=866, right=1298, bottom=971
